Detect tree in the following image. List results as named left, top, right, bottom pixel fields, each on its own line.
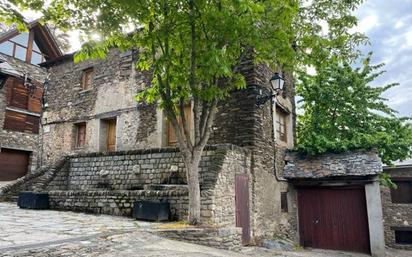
left=1, top=0, right=370, bottom=224
left=296, top=53, right=412, bottom=166
left=48, top=25, right=71, bottom=53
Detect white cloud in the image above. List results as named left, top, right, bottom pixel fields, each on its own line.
left=355, top=14, right=379, bottom=33
left=395, top=20, right=404, bottom=29
left=406, top=30, right=412, bottom=47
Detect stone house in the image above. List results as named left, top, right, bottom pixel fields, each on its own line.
left=0, top=21, right=61, bottom=181
left=382, top=160, right=412, bottom=250
left=11, top=47, right=297, bottom=244
left=0, top=44, right=388, bottom=256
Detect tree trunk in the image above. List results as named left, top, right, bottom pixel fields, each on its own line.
left=182, top=149, right=202, bottom=225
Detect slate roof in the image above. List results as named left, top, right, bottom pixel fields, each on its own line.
left=284, top=150, right=383, bottom=179
left=0, top=53, right=47, bottom=83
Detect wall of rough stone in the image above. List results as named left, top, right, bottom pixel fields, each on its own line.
left=156, top=227, right=242, bottom=251
left=209, top=62, right=298, bottom=242
left=40, top=49, right=162, bottom=164
left=0, top=54, right=47, bottom=173
left=381, top=166, right=412, bottom=250
left=19, top=145, right=250, bottom=226
left=49, top=189, right=189, bottom=219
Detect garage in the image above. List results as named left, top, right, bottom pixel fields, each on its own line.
left=0, top=149, right=30, bottom=181
left=298, top=186, right=370, bottom=254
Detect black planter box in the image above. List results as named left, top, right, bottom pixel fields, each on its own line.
left=133, top=201, right=170, bottom=221
left=17, top=192, right=49, bottom=209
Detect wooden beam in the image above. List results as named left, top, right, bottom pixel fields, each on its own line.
left=25, top=30, right=34, bottom=64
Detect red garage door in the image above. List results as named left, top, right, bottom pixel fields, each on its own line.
left=298, top=187, right=370, bottom=254
left=0, top=149, right=30, bottom=181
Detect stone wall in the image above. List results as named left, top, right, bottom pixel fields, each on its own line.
left=40, top=49, right=162, bottom=164
left=208, top=62, right=298, bottom=241
left=284, top=150, right=383, bottom=179
left=2, top=145, right=251, bottom=227
left=381, top=166, right=412, bottom=250
left=49, top=189, right=189, bottom=219
left=0, top=54, right=47, bottom=172
left=156, top=227, right=242, bottom=251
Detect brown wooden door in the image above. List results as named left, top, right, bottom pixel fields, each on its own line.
left=235, top=174, right=251, bottom=245
left=298, top=187, right=370, bottom=254
left=106, top=119, right=116, bottom=152
left=0, top=149, right=30, bottom=181
left=167, top=105, right=192, bottom=146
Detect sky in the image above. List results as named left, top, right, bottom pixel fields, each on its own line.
left=353, top=0, right=412, bottom=117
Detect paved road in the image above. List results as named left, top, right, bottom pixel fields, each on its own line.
left=0, top=202, right=409, bottom=257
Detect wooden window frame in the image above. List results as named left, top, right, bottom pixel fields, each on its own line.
left=81, top=68, right=94, bottom=91
left=75, top=123, right=87, bottom=148
left=390, top=178, right=412, bottom=204
left=0, top=31, right=48, bottom=64
left=276, top=108, right=288, bottom=143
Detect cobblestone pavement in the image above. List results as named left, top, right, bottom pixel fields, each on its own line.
left=0, top=202, right=410, bottom=257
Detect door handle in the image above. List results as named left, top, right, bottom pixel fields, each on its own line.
left=314, top=219, right=319, bottom=224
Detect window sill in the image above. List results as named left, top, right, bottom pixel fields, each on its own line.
left=79, top=88, right=93, bottom=94
left=5, top=107, right=41, bottom=117
left=3, top=129, right=39, bottom=135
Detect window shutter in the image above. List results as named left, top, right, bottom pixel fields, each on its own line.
left=10, top=79, right=29, bottom=109
left=167, top=105, right=192, bottom=146
left=81, top=68, right=94, bottom=90
left=5, top=77, right=14, bottom=105
left=3, top=110, right=39, bottom=134
left=4, top=110, right=26, bottom=132
left=28, top=84, right=43, bottom=113
left=76, top=123, right=87, bottom=147
left=25, top=115, right=40, bottom=134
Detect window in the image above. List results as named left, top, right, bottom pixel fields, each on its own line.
left=6, top=77, right=43, bottom=113
left=0, top=41, right=14, bottom=56
left=31, top=52, right=43, bottom=65
left=281, top=192, right=288, bottom=212
left=391, top=179, right=412, bottom=203
left=3, top=110, right=40, bottom=134
left=75, top=123, right=87, bottom=148
left=81, top=68, right=94, bottom=90
left=9, top=33, right=29, bottom=46
left=167, top=105, right=192, bottom=146
left=0, top=32, right=47, bottom=64
left=276, top=109, right=288, bottom=143
left=14, top=45, right=27, bottom=61
left=395, top=229, right=412, bottom=245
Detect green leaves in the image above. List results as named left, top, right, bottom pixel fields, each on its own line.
left=297, top=53, right=412, bottom=165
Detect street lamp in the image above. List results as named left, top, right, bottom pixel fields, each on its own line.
left=256, top=72, right=285, bottom=106
left=270, top=72, right=285, bottom=92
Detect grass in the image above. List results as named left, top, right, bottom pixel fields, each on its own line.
left=156, top=221, right=192, bottom=229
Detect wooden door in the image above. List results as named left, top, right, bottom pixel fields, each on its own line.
left=167, top=105, right=192, bottom=146
left=298, top=187, right=370, bottom=254
left=0, top=149, right=30, bottom=181
left=235, top=174, right=251, bottom=245
left=106, top=119, right=116, bottom=152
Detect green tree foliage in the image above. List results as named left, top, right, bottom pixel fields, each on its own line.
left=296, top=53, right=412, bottom=165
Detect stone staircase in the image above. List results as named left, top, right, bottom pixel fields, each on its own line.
left=0, top=157, right=68, bottom=201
